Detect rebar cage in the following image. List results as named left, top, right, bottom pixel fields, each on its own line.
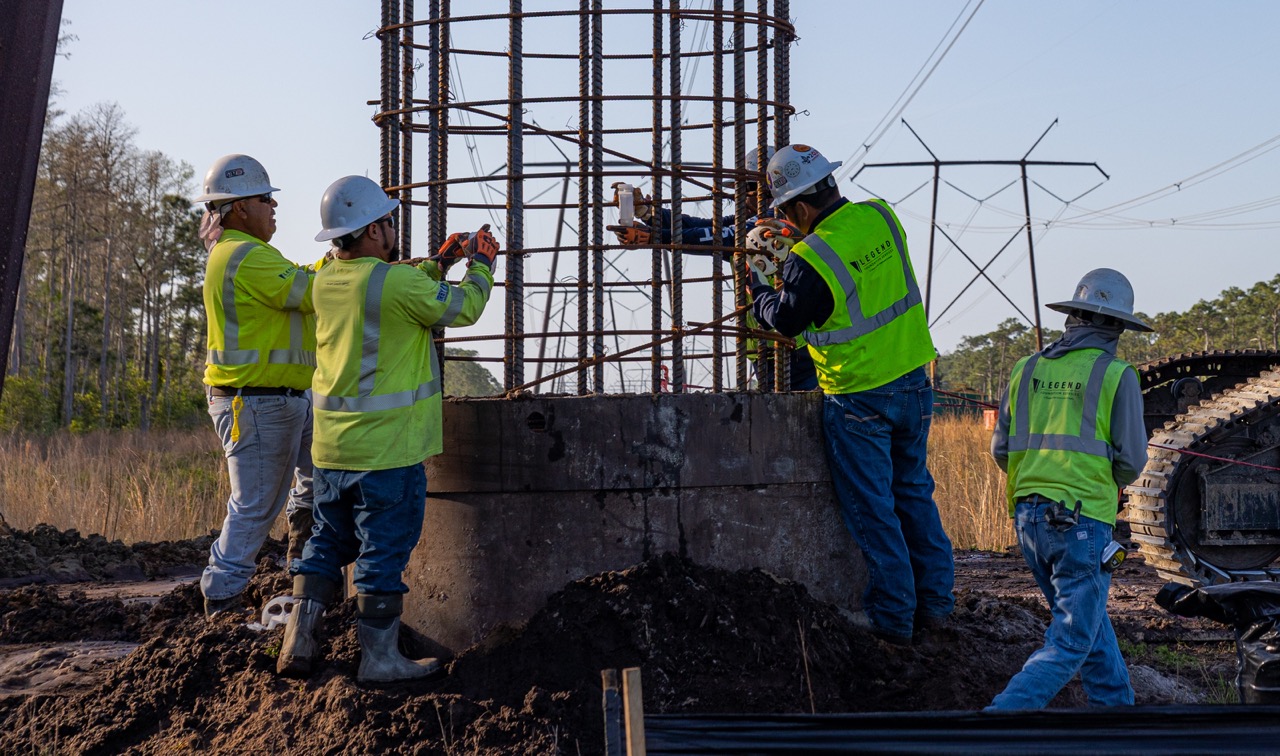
left=376, top=0, right=795, bottom=395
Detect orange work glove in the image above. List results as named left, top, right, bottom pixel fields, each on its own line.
left=434, top=232, right=470, bottom=270
left=469, top=227, right=499, bottom=268
left=607, top=223, right=653, bottom=246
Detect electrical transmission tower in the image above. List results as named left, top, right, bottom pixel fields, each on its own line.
left=852, top=119, right=1108, bottom=349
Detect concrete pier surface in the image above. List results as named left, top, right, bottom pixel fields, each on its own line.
left=406, top=392, right=867, bottom=652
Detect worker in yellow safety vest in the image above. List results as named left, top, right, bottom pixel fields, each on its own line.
left=197, top=153, right=316, bottom=618
left=276, top=175, right=495, bottom=683
left=988, top=268, right=1151, bottom=709
left=750, top=144, right=954, bottom=647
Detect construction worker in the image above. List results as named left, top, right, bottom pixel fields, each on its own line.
left=608, top=147, right=818, bottom=390
left=196, top=154, right=316, bottom=617
left=987, top=268, right=1149, bottom=709
left=276, top=175, right=495, bottom=683
left=750, top=143, right=954, bottom=646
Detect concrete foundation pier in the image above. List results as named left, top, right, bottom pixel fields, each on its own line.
left=407, top=392, right=867, bottom=652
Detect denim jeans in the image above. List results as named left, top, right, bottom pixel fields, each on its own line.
left=292, top=464, right=427, bottom=597
left=988, top=506, right=1134, bottom=709
left=202, top=392, right=314, bottom=600
left=822, top=367, right=955, bottom=639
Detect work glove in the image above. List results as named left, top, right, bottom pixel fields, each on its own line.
left=610, top=182, right=652, bottom=222
left=434, top=232, right=471, bottom=271
left=745, top=218, right=800, bottom=280
left=750, top=217, right=802, bottom=254
left=468, top=227, right=500, bottom=269
left=607, top=222, right=653, bottom=246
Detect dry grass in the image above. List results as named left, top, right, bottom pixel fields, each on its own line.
left=0, top=417, right=1010, bottom=551
left=928, top=415, right=1014, bottom=552
left=0, top=429, right=236, bottom=543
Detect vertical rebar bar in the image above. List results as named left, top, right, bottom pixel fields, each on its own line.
left=732, top=0, right=747, bottom=390
left=400, top=0, right=414, bottom=260
left=668, top=0, right=685, bottom=393
left=537, top=168, right=571, bottom=385
left=650, top=0, right=665, bottom=394
left=577, top=0, right=590, bottom=395
left=761, top=0, right=786, bottom=390
left=427, top=0, right=441, bottom=254
left=591, top=0, right=605, bottom=393
left=710, top=0, right=725, bottom=392
left=435, top=1, right=451, bottom=255
left=774, top=0, right=790, bottom=147
left=506, top=0, right=525, bottom=390
left=380, top=0, right=400, bottom=193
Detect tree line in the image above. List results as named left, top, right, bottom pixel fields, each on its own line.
left=937, top=274, right=1280, bottom=400
left=4, top=99, right=204, bottom=433
left=1, top=97, right=501, bottom=434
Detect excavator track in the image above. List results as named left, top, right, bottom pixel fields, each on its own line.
left=1128, top=366, right=1280, bottom=586
left=1137, top=350, right=1280, bottom=436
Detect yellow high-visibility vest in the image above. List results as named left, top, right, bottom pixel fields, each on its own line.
left=203, top=229, right=315, bottom=389
left=310, top=257, right=493, bottom=471
left=792, top=200, right=935, bottom=394
left=1004, top=348, right=1134, bottom=525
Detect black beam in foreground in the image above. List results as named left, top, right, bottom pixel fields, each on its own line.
left=644, top=706, right=1280, bottom=754
left=0, top=0, right=65, bottom=399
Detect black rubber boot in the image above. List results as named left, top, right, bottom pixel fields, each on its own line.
left=276, top=574, right=340, bottom=678
left=355, top=593, right=442, bottom=683
left=286, top=508, right=316, bottom=563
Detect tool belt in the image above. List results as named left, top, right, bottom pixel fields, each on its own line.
left=207, top=386, right=307, bottom=398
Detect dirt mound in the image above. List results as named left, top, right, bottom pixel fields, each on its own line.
left=0, top=586, right=150, bottom=644
left=0, top=550, right=1238, bottom=754
left=0, top=525, right=228, bottom=587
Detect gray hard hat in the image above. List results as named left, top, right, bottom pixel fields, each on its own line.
left=1046, top=268, right=1152, bottom=332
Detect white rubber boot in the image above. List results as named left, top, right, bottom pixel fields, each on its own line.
left=356, top=616, right=442, bottom=683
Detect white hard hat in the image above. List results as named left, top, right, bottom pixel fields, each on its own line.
left=194, top=154, right=279, bottom=203
left=315, top=176, right=400, bottom=242
left=745, top=146, right=776, bottom=174
left=1046, top=268, right=1152, bottom=332
left=766, top=144, right=842, bottom=209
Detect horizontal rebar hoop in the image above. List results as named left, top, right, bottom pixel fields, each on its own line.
left=379, top=1, right=793, bottom=395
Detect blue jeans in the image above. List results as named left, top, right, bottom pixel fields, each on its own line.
left=823, top=367, right=955, bottom=639
left=989, top=506, right=1133, bottom=709
left=292, top=464, right=427, bottom=596
left=203, top=392, right=314, bottom=600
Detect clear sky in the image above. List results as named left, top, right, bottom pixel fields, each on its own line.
left=50, top=1, right=1280, bottom=375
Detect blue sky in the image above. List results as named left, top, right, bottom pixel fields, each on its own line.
left=51, top=1, right=1280, bottom=379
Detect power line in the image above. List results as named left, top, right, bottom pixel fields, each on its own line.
left=834, top=0, right=986, bottom=179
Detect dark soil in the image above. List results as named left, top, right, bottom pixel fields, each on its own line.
left=0, top=528, right=1241, bottom=755
left=0, top=525, right=219, bottom=588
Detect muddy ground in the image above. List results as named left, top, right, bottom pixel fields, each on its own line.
left=0, top=526, right=1240, bottom=754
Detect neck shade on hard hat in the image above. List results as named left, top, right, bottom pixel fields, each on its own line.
left=1045, top=267, right=1152, bottom=332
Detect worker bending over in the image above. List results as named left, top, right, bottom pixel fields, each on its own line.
left=276, top=176, right=495, bottom=683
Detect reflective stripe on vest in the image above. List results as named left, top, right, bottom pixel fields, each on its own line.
left=803, top=201, right=923, bottom=347
left=207, top=241, right=316, bottom=368
left=1009, top=352, right=1115, bottom=458
left=208, top=242, right=258, bottom=365
left=312, top=264, right=442, bottom=413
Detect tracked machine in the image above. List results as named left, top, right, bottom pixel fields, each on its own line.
left=1128, top=350, right=1280, bottom=586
